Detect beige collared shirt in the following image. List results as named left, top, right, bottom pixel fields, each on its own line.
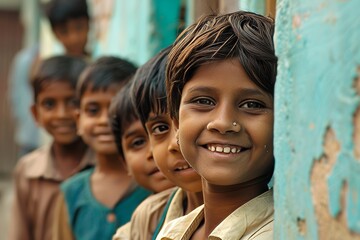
left=157, top=189, right=274, bottom=240
left=113, top=187, right=185, bottom=240
left=9, top=143, right=95, bottom=240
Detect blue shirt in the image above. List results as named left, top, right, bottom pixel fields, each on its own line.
left=61, top=168, right=151, bottom=240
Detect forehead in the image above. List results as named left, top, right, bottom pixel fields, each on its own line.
left=123, top=119, right=147, bottom=139
left=37, top=80, right=75, bottom=96
left=53, top=17, right=89, bottom=29
left=80, top=85, right=120, bottom=103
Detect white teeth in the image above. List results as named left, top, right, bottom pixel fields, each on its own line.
left=177, top=165, right=190, bottom=170
left=207, top=145, right=241, bottom=154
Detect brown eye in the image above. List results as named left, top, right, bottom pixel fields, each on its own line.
left=42, top=99, right=55, bottom=110
left=240, top=101, right=265, bottom=109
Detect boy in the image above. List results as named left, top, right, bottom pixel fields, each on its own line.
left=113, top=47, right=203, bottom=240
left=9, top=55, right=95, bottom=240
left=110, top=81, right=175, bottom=193
left=53, top=57, right=152, bottom=240
left=157, top=11, right=277, bottom=239
left=44, top=0, right=90, bottom=57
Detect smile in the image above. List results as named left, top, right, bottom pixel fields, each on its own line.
left=206, top=144, right=242, bottom=154
left=175, top=164, right=191, bottom=171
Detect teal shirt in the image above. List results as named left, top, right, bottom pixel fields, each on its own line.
left=60, top=168, right=151, bottom=240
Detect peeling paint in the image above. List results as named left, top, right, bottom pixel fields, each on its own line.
left=311, top=128, right=360, bottom=239
left=353, top=66, right=360, bottom=95
left=297, top=218, right=307, bottom=236
left=354, top=107, right=360, bottom=160
left=274, top=0, right=360, bottom=238
left=292, top=15, right=302, bottom=29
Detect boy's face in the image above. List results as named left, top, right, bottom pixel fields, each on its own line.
left=77, top=86, right=118, bottom=155
left=53, top=17, right=89, bottom=56
left=32, top=81, right=79, bottom=145
left=145, top=112, right=202, bottom=193
left=121, top=119, right=174, bottom=193
left=176, top=59, right=274, bottom=186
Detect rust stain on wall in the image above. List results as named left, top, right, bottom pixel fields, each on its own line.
left=311, top=128, right=360, bottom=239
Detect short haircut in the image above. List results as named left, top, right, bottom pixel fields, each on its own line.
left=166, top=11, right=277, bottom=120
left=109, top=81, right=138, bottom=158
left=31, top=55, right=87, bottom=103
left=77, top=56, right=137, bottom=101
left=131, top=46, right=171, bottom=127
left=44, top=0, right=89, bottom=29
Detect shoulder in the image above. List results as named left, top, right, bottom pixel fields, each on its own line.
left=14, top=145, right=49, bottom=177
left=132, top=187, right=177, bottom=218
left=248, top=220, right=274, bottom=240
left=156, top=204, right=204, bottom=240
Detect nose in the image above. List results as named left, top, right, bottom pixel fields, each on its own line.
left=145, top=142, right=154, bottom=162
left=168, top=126, right=180, bottom=153
left=55, top=103, right=68, bottom=118
left=98, top=109, right=109, bottom=125
left=206, top=103, right=240, bottom=134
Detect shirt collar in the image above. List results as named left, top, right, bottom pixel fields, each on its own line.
left=25, top=143, right=96, bottom=181
left=209, top=189, right=274, bottom=240
left=158, top=189, right=273, bottom=240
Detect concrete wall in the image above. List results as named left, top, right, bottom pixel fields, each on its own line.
left=274, top=0, right=360, bottom=239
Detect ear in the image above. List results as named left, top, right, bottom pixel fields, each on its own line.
left=30, top=104, right=41, bottom=126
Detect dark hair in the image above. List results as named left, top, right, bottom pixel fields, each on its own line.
left=131, top=46, right=171, bottom=127
left=109, top=81, right=138, bottom=158
left=31, top=55, right=87, bottom=102
left=166, top=11, right=277, bottom=120
left=77, top=56, right=137, bottom=100
left=44, top=0, right=89, bottom=28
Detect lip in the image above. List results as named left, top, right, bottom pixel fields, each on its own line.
left=96, top=134, right=115, bottom=142
left=171, top=159, right=193, bottom=172
left=54, top=125, right=76, bottom=134
left=148, top=167, right=166, bottom=179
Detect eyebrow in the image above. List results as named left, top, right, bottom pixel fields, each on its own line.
left=147, top=113, right=168, bottom=122
left=124, top=130, right=142, bottom=139
left=187, top=86, right=268, bottom=97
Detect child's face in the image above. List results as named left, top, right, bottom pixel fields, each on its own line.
left=53, top=17, right=89, bottom=56
left=145, top=112, right=202, bottom=193
left=121, top=119, right=174, bottom=193
left=176, top=59, right=274, bottom=186
left=77, top=86, right=118, bottom=155
left=32, top=81, right=78, bottom=145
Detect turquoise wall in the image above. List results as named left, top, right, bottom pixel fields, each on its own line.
left=92, top=0, right=181, bottom=65
left=274, top=0, right=360, bottom=239
left=238, top=0, right=265, bottom=15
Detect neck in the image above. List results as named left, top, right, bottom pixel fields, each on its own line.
left=202, top=176, right=269, bottom=237
left=52, top=138, right=87, bottom=161
left=184, top=191, right=204, bottom=215
left=95, top=153, right=127, bottom=174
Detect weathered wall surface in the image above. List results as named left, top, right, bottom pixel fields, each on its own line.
left=274, top=0, right=360, bottom=239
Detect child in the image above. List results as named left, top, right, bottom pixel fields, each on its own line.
left=157, top=11, right=277, bottom=239
left=44, top=0, right=90, bottom=57
left=9, top=55, right=95, bottom=240
left=113, top=47, right=203, bottom=240
left=110, top=81, right=175, bottom=193
left=53, top=57, right=152, bottom=240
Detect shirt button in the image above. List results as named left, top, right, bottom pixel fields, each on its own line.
left=107, top=213, right=116, bottom=223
